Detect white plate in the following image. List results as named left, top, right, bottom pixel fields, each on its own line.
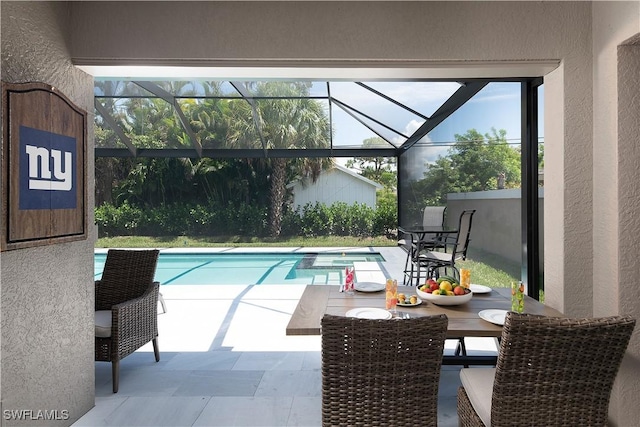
left=345, top=307, right=392, bottom=320
left=469, top=284, right=492, bottom=294
left=397, top=297, right=422, bottom=307
left=354, top=282, right=386, bottom=292
left=478, top=309, right=508, bottom=325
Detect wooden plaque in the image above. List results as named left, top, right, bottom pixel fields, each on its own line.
left=2, top=82, right=88, bottom=250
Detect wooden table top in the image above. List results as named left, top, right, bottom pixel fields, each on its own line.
left=286, top=285, right=563, bottom=338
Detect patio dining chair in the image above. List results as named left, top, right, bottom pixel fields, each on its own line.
left=457, top=312, right=636, bottom=427
left=415, top=209, right=476, bottom=283
left=94, top=249, right=161, bottom=393
left=321, top=313, right=448, bottom=426
left=400, top=205, right=447, bottom=284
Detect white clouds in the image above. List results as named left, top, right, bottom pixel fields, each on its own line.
left=404, top=119, right=422, bottom=135
left=467, top=82, right=520, bottom=104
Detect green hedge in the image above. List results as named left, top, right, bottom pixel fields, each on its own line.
left=95, top=200, right=397, bottom=238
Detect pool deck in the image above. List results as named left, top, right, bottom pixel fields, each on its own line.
left=75, top=246, right=498, bottom=427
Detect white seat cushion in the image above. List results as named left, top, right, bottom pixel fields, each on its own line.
left=460, top=367, right=496, bottom=427
left=95, top=310, right=112, bottom=338
left=419, top=250, right=452, bottom=263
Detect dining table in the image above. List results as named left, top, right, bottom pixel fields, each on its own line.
left=398, top=224, right=458, bottom=243
left=286, top=284, right=563, bottom=365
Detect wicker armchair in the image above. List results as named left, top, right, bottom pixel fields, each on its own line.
left=95, top=249, right=161, bottom=393
left=457, top=312, right=636, bottom=427
left=321, top=313, right=448, bottom=426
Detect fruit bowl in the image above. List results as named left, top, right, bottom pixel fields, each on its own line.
left=416, top=286, right=473, bottom=306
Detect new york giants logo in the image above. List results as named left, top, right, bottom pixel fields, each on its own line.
left=25, top=145, right=72, bottom=191
left=19, top=126, right=77, bottom=210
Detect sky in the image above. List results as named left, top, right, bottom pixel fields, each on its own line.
left=331, top=81, right=544, bottom=176
left=95, top=78, right=543, bottom=176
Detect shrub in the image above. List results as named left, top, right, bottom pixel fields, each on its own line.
left=299, top=202, right=332, bottom=237
left=95, top=201, right=144, bottom=236
left=95, top=200, right=397, bottom=239
left=374, top=193, right=398, bottom=238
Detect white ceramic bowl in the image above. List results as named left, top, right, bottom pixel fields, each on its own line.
left=416, top=286, right=473, bottom=306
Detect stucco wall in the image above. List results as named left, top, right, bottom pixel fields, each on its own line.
left=594, top=3, right=640, bottom=425
left=446, top=189, right=544, bottom=272
left=68, top=2, right=582, bottom=65
left=615, top=37, right=640, bottom=427
left=1, top=2, right=95, bottom=426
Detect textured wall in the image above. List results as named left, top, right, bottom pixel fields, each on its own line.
left=591, top=3, right=640, bottom=424
left=1, top=2, right=96, bottom=426
left=613, top=30, right=640, bottom=427
left=593, top=2, right=640, bottom=318
left=69, top=1, right=586, bottom=63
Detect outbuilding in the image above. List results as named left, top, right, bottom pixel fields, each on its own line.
left=287, top=164, right=383, bottom=210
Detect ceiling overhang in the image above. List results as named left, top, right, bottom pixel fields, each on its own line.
left=78, top=59, right=560, bottom=81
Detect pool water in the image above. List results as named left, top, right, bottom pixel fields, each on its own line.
left=94, top=252, right=385, bottom=285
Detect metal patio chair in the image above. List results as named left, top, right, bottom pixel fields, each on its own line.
left=400, top=205, right=447, bottom=284
left=415, top=209, right=475, bottom=283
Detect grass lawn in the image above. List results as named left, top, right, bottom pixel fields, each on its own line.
left=95, top=235, right=397, bottom=248
left=95, top=235, right=520, bottom=290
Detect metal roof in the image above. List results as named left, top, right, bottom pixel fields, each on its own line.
left=92, top=78, right=532, bottom=159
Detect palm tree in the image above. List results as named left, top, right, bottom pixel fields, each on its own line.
left=95, top=80, right=333, bottom=236
left=226, top=82, right=332, bottom=237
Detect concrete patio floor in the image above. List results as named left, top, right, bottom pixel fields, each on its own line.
left=74, top=247, right=498, bottom=427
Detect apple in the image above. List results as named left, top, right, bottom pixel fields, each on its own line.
left=453, top=286, right=466, bottom=296
left=429, top=281, right=440, bottom=292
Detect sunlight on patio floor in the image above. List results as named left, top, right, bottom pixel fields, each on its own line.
left=142, top=284, right=321, bottom=353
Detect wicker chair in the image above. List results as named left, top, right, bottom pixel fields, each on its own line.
left=95, top=249, right=161, bottom=393
left=457, top=312, right=636, bottom=427
left=321, top=313, right=448, bottom=426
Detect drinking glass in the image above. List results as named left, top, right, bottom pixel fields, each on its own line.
left=385, top=279, right=398, bottom=313
left=460, top=268, right=471, bottom=289
left=344, top=267, right=355, bottom=295
left=511, top=281, right=525, bottom=313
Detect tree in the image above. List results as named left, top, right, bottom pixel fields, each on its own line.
left=410, top=128, right=520, bottom=207
left=94, top=81, right=332, bottom=237
left=225, top=82, right=332, bottom=237
left=345, top=137, right=397, bottom=190
left=95, top=81, right=270, bottom=209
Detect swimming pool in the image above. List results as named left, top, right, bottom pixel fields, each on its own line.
left=94, top=251, right=385, bottom=285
